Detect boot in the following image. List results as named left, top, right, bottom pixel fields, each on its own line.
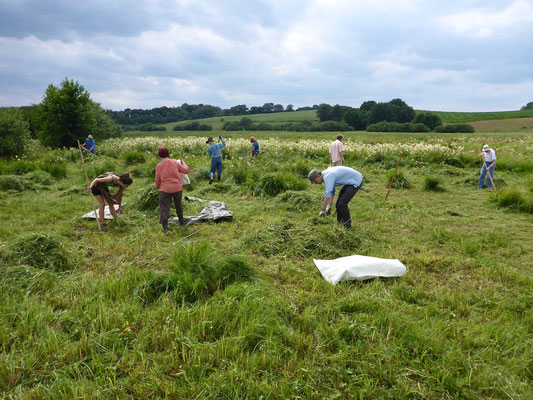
left=162, top=223, right=168, bottom=233
left=209, top=172, right=214, bottom=185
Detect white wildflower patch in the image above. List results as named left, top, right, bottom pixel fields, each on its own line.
left=99, top=136, right=465, bottom=159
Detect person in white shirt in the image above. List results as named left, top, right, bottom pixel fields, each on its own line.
left=478, top=144, right=496, bottom=189
left=329, top=134, right=344, bottom=166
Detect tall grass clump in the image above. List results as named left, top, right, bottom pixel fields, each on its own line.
left=490, top=187, right=533, bottom=214
left=137, top=242, right=255, bottom=303
left=385, top=170, right=410, bottom=189
left=6, top=233, right=74, bottom=271
left=85, top=158, right=117, bottom=180
left=40, top=160, right=67, bottom=178
left=124, top=151, right=146, bottom=165
left=255, top=173, right=306, bottom=196
left=423, top=176, right=444, bottom=192
left=0, top=160, right=36, bottom=175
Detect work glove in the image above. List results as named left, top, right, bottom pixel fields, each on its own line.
left=319, top=210, right=326, bottom=217
left=325, top=205, right=332, bottom=216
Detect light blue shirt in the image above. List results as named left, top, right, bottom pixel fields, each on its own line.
left=322, top=166, right=363, bottom=198
left=208, top=140, right=226, bottom=159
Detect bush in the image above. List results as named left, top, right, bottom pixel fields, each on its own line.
left=423, top=176, right=444, bottom=192
left=490, top=187, right=533, bottom=214
left=366, top=121, right=430, bottom=132
left=0, top=108, right=31, bottom=158
left=311, top=121, right=352, bottom=132
left=136, top=123, right=167, bottom=131
left=124, top=151, right=146, bottom=165
left=173, top=121, right=212, bottom=131
left=385, top=170, right=410, bottom=189
left=7, top=233, right=74, bottom=271
left=434, top=124, right=475, bottom=133
left=413, top=112, right=442, bottom=130
left=255, top=173, right=307, bottom=196
left=0, top=175, right=25, bottom=192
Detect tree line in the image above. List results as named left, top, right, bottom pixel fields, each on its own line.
left=110, top=103, right=319, bottom=126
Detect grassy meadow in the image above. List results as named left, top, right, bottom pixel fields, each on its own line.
left=0, top=127, right=532, bottom=398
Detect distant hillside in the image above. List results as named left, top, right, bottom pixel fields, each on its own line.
left=417, top=109, right=533, bottom=123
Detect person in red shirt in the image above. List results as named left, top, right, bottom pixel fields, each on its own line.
left=155, top=147, right=190, bottom=232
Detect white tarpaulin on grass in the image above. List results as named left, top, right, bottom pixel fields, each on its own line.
left=81, top=204, right=120, bottom=220
left=313, top=255, right=407, bottom=285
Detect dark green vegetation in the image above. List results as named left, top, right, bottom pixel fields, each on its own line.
left=0, top=126, right=531, bottom=398
left=37, top=79, right=121, bottom=148
left=0, top=108, right=31, bottom=158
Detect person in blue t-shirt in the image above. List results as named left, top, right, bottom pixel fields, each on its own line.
left=249, top=136, right=260, bottom=158
left=81, top=135, right=96, bottom=154
left=308, top=166, right=363, bottom=229
left=206, top=135, right=226, bottom=184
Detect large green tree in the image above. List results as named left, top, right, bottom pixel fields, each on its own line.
left=0, top=108, right=31, bottom=158
left=37, top=78, right=121, bottom=148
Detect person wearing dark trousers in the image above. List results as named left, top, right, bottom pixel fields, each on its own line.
left=308, top=166, right=363, bottom=229
left=155, top=147, right=190, bottom=232
left=206, top=136, right=226, bottom=184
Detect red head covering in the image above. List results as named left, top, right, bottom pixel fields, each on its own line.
left=250, top=136, right=255, bottom=142
left=158, top=147, right=169, bottom=158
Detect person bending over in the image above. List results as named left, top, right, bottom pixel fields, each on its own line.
left=88, top=172, right=133, bottom=227
left=308, top=166, right=363, bottom=229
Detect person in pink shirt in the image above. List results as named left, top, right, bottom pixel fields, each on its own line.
left=155, top=147, right=190, bottom=232
left=329, top=134, right=344, bottom=166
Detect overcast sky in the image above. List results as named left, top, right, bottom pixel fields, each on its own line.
left=1, top=0, right=532, bottom=112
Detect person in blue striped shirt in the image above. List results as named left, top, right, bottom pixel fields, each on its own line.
left=308, top=166, right=363, bottom=229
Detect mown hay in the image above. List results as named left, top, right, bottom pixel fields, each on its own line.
left=135, top=187, right=160, bottom=211
left=8, top=233, right=74, bottom=272
left=278, top=190, right=314, bottom=211
left=0, top=175, right=25, bottom=192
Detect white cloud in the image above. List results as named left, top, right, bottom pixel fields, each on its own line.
left=440, top=0, right=533, bottom=37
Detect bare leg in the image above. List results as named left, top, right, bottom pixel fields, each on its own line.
left=107, top=201, right=119, bottom=220
left=95, top=195, right=106, bottom=225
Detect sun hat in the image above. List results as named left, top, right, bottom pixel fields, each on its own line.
left=308, top=169, right=321, bottom=183
left=88, top=135, right=93, bottom=139
left=482, top=144, right=490, bottom=151
left=206, top=137, right=214, bottom=144
left=158, top=147, right=169, bottom=158
left=336, top=134, right=343, bottom=140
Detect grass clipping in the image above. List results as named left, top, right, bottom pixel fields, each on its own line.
left=3, top=233, right=74, bottom=272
